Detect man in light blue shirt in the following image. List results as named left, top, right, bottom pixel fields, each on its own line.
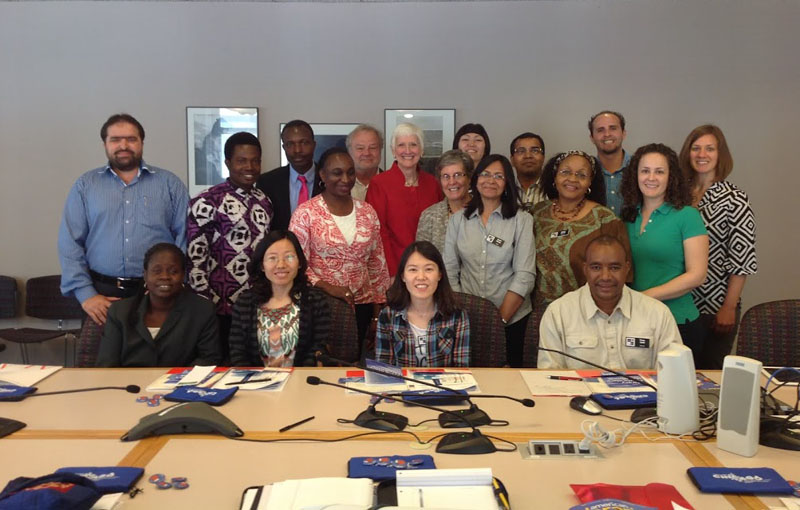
left=58, top=113, right=189, bottom=325
left=588, top=110, right=630, bottom=216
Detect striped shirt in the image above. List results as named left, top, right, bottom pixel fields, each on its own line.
left=58, top=163, right=189, bottom=303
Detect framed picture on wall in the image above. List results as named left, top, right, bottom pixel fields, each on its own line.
left=384, top=109, right=455, bottom=175
left=186, top=107, right=258, bottom=197
left=279, top=123, right=359, bottom=167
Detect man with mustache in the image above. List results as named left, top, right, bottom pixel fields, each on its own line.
left=58, top=113, right=189, bottom=332
left=588, top=110, right=630, bottom=216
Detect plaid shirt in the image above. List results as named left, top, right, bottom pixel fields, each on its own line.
left=375, top=307, right=470, bottom=367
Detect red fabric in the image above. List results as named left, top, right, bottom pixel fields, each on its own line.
left=298, top=175, right=309, bottom=205
left=365, top=163, right=442, bottom=276
left=571, top=483, right=694, bottom=510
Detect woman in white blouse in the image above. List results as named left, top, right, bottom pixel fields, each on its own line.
left=443, top=154, right=535, bottom=367
left=289, top=147, right=391, bottom=353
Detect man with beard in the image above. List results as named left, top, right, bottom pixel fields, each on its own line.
left=187, top=132, right=273, bottom=357
left=588, top=110, right=630, bottom=216
left=58, top=114, right=189, bottom=328
left=509, top=132, right=546, bottom=213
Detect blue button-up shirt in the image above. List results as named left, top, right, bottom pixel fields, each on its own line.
left=599, top=150, right=631, bottom=216
left=58, top=162, right=189, bottom=303
left=288, top=163, right=317, bottom=214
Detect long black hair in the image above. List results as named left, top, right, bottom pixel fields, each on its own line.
left=386, top=241, right=459, bottom=317
left=463, top=154, right=520, bottom=219
left=249, top=230, right=309, bottom=305
left=127, top=243, right=186, bottom=329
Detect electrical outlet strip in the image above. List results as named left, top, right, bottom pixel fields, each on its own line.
left=520, top=440, right=600, bottom=460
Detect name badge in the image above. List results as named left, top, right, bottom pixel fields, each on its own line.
left=625, top=337, right=651, bottom=348
left=550, top=229, right=570, bottom=238
left=485, top=234, right=505, bottom=247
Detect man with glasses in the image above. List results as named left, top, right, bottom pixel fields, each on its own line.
left=509, top=132, right=546, bottom=213
left=257, top=120, right=321, bottom=231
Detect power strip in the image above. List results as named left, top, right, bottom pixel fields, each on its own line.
left=520, top=440, right=600, bottom=460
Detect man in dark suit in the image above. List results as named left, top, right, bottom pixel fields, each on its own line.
left=256, top=120, right=322, bottom=230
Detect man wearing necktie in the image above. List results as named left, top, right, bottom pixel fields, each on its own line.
left=257, top=120, right=322, bottom=231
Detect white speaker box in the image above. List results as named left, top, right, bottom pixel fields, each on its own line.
left=656, top=344, right=699, bottom=434
left=717, top=355, right=762, bottom=457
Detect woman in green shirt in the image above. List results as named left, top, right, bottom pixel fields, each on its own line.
left=621, top=143, right=709, bottom=357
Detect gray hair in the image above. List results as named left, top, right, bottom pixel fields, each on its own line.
left=435, top=150, right=474, bottom=178
left=346, top=124, right=384, bottom=150
left=391, top=122, right=424, bottom=154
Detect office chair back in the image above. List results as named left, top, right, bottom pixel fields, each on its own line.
left=737, top=299, right=800, bottom=366
left=0, top=276, right=17, bottom=319
left=324, top=294, right=360, bottom=364
left=454, top=292, right=506, bottom=367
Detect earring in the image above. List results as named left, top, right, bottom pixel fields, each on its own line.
left=586, top=187, right=592, bottom=195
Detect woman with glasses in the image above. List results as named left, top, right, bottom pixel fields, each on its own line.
left=290, top=147, right=390, bottom=352
left=376, top=241, right=470, bottom=367
left=532, top=151, right=631, bottom=306
left=228, top=230, right=330, bottom=367
left=444, top=154, right=535, bottom=367
left=416, top=150, right=474, bottom=254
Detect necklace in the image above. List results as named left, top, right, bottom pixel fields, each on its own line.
left=552, top=197, right=586, bottom=221
left=404, top=177, right=418, bottom=187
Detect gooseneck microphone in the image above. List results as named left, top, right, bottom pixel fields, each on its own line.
left=537, top=347, right=658, bottom=392
left=317, top=353, right=534, bottom=428
left=0, top=385, right=140, bottom=401
left=306, top=376, right=497, bottom=454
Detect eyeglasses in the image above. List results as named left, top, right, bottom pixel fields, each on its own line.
left=557, top=169, right=590, bottom=180
left=440, top=172, right=466, bottom=181
left=478, top=171, right=505, bottom=181
left=264, top=254, right=298, bottom=266
left=512, top=147, right=544, bottom=155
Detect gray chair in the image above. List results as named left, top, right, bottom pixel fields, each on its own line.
left=0, top=275, right=83, bottom=364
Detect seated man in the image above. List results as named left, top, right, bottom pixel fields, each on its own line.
left=538, top=235, right=682, bottom=369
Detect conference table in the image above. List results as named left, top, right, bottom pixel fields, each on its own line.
left=0, top=367, right=796, bottom=509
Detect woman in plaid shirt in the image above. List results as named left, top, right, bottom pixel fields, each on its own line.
left=375, top=241, right=470, bottom=367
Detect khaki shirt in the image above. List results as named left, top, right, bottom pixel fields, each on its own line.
left=538, top=284, right=682, bottom=370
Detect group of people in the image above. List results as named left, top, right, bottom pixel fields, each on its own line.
left=58, top=110, right=757, bottom=372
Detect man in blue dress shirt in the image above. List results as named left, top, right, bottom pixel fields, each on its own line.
left=588, top=110, right=631, bottom=216
left=58, top=113, right=189, bottom=326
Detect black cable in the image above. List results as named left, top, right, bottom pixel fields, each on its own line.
left=231, top=429, right=425, bottom=445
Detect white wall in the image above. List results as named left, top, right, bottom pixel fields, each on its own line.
left=1, top=0, right=798, bottom=322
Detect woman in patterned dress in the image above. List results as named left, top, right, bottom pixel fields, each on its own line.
left=290, top=147, right=391, bottom=352
left=679, top=125, right=757, bottom=368
left=228, top=230, right=330, bottom=367
left=532, top=150, right=631, bottom=307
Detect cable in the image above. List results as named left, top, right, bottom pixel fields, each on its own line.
left=232, top=429, right=427, bottom=445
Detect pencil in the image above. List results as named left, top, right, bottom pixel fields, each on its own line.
left=279, top=416, right=315, bottom=433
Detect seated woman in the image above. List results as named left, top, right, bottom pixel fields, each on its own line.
left=228, top=230, right=329, bottom=367
left=96, top=243, right=221, bottom=367
left=532, top=150, right=632, bottom=307
left=621, top=143, right=709, bottom=357
left=416, top=150, right=474, bottom=254
left=453, top=123, right=491, bottom=168
left=291, top=147, right=390, bottom=350
left=444, top=154, right=535, bottom=368
left=376, top=241, right=470, bottom=367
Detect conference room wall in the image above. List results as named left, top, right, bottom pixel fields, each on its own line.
left=1, top=0, right=797, bottom=324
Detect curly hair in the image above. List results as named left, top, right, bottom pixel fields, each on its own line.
left=620, top=143, right=691, bottom=222
left=540, top=151, right=606, bottom=205
left=678, top=124, right=734, bottom=187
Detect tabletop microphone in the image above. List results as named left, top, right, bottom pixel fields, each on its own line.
left=317, top=353, right=534, bottom=427
left=306, top=375, right=497, bottom=454
left=537, top=347, right=657, bottom=391
left=0, top=384, right=140, bottom=401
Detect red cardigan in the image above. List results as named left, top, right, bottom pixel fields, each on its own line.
left=365, top=162, right=442, bottom=275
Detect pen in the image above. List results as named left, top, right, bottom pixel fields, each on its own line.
left=279, top=415, right=315, bottom=433
left=547, top=375, right=583, bottom=381
left=226, top=377, right=272, bottom=385
left=492, top=477, right=509, bottom=510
